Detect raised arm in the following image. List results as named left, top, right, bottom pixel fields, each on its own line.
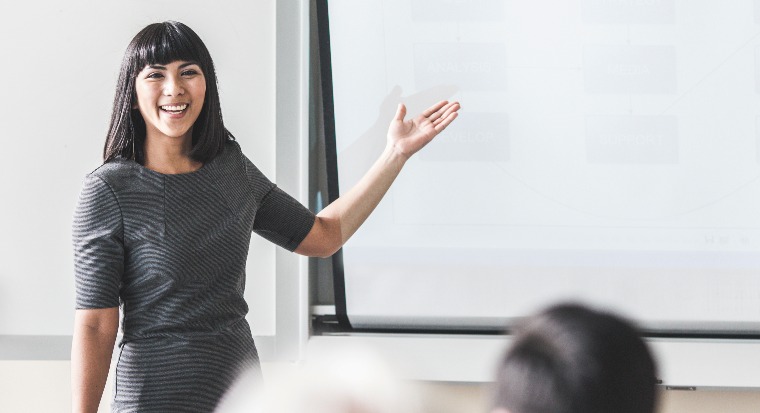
left=71, top=307, right=119, bottom=413
left=294, top=100, right=460, bottom=257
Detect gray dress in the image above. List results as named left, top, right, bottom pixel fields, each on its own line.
left=72, top=140, right=315, bottom=412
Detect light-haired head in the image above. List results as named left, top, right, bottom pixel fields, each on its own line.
left=218, top=343, right=418, bottom=413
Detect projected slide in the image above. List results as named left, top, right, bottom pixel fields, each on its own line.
left=327, top=0, right=760, bottom=333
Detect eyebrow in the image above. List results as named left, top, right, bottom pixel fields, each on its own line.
left=147, top=62, right=199, bottom=70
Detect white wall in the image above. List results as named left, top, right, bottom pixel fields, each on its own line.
left=0, top=0, right=279, bottom=339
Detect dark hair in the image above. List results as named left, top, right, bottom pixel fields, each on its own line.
left=103, top=21, right=230, bottom=164
left=491, top=303, right=658, bottom=413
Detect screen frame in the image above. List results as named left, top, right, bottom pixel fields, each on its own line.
left=316, top=0, right=760, bottom=340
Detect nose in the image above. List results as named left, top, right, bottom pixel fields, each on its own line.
left=163, top=75, right=185, bottom=96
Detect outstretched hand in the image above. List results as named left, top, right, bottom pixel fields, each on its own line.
left=294, top=101, right=459, bottom=257
left=386, top=100, right=460, bottom=160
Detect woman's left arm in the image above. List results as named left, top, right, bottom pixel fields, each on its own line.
left=294, top=100, right=460, bottom=258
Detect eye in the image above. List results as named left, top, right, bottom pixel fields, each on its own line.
left=182, top=69, right=200, bottom=77
left=146, top=72, right=164, bottom=79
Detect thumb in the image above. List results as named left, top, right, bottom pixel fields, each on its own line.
left=394, top=103, right=406, bottom=121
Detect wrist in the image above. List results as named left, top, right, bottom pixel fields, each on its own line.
left=381, top=143, right=409, bottom=169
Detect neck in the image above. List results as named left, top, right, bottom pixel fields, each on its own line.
left=142, top=134, right=202, bottom=174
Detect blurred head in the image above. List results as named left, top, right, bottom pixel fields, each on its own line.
left=491, top=303, right=658, bottom=413
left=217, top=344, right=419, bottom=413
left=104, top=21, right=229, bottom=164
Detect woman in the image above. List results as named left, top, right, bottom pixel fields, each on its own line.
left=71, top=21, right=459, bottom=412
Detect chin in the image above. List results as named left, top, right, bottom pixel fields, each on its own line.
left=161, top=130, right=193, bottom=140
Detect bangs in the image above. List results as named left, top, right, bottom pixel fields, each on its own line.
left=129, top=22, right=207, bottom=72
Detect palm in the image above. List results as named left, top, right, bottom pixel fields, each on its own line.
left=387, top=100, right=460, bottom=159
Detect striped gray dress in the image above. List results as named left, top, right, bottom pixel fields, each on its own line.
left=73, top=140, right=315, bottom=412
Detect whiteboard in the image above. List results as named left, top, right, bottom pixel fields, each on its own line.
left=0, top=0, right=278, bottom=337
left=326, top=0, right=760, bottom=334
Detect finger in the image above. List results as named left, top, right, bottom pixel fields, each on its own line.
left=430, top=102, right=459, bottom=123
left=432, top=102, right=460, bottom=125
left=421, top=100, right=448, bottom=118
left=394, top=103, right=407, bottom=121
left=434, top=111, right=459, bottom=132
left=428, top=101, right=459, bottom=123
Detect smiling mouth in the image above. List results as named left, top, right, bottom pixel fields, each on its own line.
left=160, top=104, right=189, bottom=114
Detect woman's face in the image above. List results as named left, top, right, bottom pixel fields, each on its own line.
left=134, top=60, right=206, bottom=144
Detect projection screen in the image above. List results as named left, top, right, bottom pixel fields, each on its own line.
left=324, top=0, right=760, bottom=335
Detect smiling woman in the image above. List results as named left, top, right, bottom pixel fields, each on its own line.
left=72, top=22, right=305, bottom=413
left=70, top=19, right=458, bottom=413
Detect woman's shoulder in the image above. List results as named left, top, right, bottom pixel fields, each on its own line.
left=83, top=158, right=160, bottom=195
left=207, top=138, right=241, bottom=165
left=222, top=139, right=243, bottom=157
left=215, top=139, right=273, bottom=191
left=216, top=138, right=251, bottom=171
left=89, top=158, right=138, bottom=181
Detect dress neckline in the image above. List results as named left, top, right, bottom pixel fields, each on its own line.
left=126, top=150, right=224, bottom=178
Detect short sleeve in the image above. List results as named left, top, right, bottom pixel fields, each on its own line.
left=242, top=154, right=316, bottom=251
left=72, top=174, right=124, bottom=309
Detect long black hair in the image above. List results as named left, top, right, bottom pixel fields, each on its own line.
left=103, top=21, right=230, bottom=164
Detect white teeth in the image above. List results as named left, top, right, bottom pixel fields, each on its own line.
left=161, top=104, right=188, bottom=111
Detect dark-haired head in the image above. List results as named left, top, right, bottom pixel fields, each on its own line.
left=491, top=303, right=658, bottom=413
left=104, top=21, right=230, bottom=163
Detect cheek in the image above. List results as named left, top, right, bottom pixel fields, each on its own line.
left=134, top=86, right=150, bottom=111
left=196, top=84, right=207, bottom=105
left=136, top=97, right=152, bottom=115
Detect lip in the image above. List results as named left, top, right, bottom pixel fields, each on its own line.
left=159, top=103, right=190, bottom=119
